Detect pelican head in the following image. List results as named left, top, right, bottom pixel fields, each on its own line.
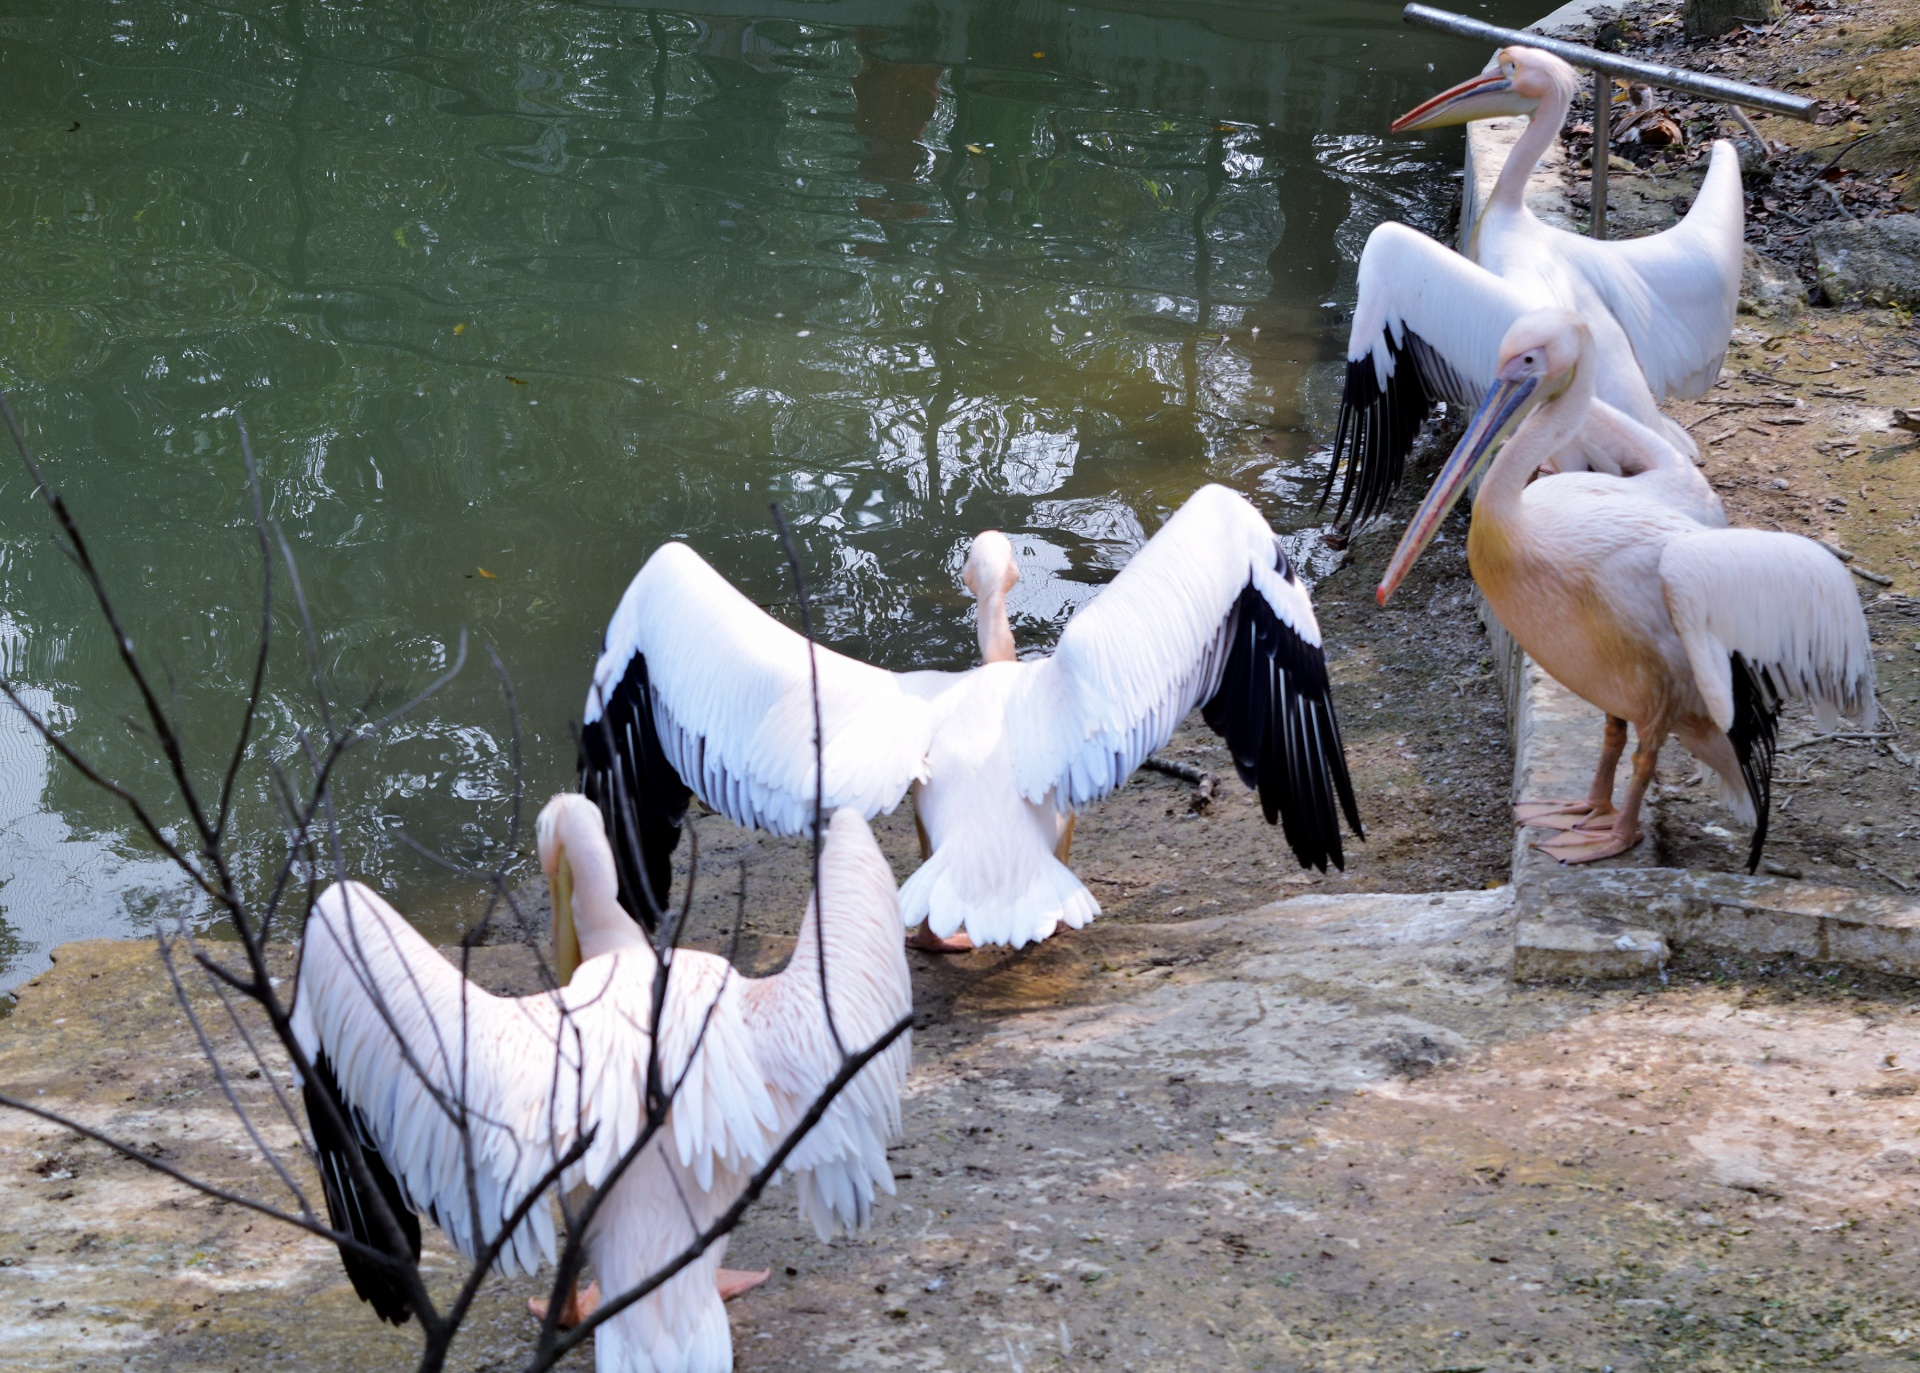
left=1376, top=309, right=1587, bottom=604
left=962, top=530, right=1020, bottom=664
left=537, top=793, right=629, bottom=984
left=1391, top=45, right=1578, bottom=132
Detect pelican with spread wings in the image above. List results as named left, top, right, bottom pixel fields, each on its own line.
left=292, top=797, right=912, bottom=1373
left=1326, top=45, right=1744, bottom=526
left=579, top=484, right=1362, bottom=952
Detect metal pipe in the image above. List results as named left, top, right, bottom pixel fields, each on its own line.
left=1402, top=3, right=1818, bottom=120
left=1591, top=68, right=1608, bottom=239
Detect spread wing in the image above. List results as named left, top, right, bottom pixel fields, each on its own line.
left=1008, top=484, right=1363, bottom=870
left=1327, top=221, right=1537, bottom=526
left=1660, top=527, right=1876, bottom=735
left=290, top=883, right=778, bottom=1319
left=1562, top=139, right=1744, bottom=400
left=581, top=541, right=946, bottom=924
left=740, top=808, right=913, bottom=1240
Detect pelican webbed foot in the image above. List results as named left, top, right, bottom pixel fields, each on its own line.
left=718, top=1268, right=771, bottom=1301
left=1514, top=799, right=1616, bottom=832
left=1533, top=823, right=1642, bottom=864
left=907, top=922, right=974, bottom=954
left=529, top=1280, right=600, bottom=1329
left=528, top=1269, right=768, bottom=1328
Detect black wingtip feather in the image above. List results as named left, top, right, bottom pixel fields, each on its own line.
left=578, top=650, right=692, bottom=933
left=1321, top=326, right=1433, bottom=529
left=303, top=1050, right=422, bottom=1326
left=1201, top=571, right=1363, bottom=873
left=1728, top=652, right=1782, bottom=874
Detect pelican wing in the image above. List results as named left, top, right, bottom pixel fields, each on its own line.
left=1659, top=528, right=1877, bottom=735
left=291, top=883, right=779, bottom=1316
left=740, top=809, right=913, bottom=1240
left=1329, top=221, right=1537, bottom=525
left=1008, top=484, right=1362, bottom=870
left=1562, top=140, right=1744, bottom=400
left=582, top=542, right=943, bottom=920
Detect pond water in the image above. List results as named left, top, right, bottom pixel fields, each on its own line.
left=0, top=0, right=1541, bottom=988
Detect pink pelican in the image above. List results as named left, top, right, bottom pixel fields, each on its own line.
left=1377, top=311, right=1874, bottom=869
left=1326, top=45, right=1744, bottom=526
left=578, top=484, right=1362, bottom=952
left=292, top=797, right=912, bottom=1372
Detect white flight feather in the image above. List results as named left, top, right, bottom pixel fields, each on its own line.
left=1009, top=484, right=1320, bottom=809
left=1555, top=141, right=1745, bottom=401
left=1659, top=529, right=1877, bottom=734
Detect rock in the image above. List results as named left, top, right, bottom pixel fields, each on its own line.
left=1739, top=246, right=1808, bottom=318
left=1684, top=0, right=1779, bottom=37
left=1810, top=215, right=1920, bottom=309
left=1730, top=136, right=1773, bottom=185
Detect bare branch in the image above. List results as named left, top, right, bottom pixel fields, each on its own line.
left=536, top=1014, right=913, bottom=1367
left=770, top=502, right=845, bottom=1059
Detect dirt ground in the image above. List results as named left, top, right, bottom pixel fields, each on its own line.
left=13, top=898, right=1920, bottom=1372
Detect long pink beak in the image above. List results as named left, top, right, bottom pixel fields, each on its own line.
left=1391, top=70, right=1520, bottom=133
left=1375, top=373, right=1538, bottom=604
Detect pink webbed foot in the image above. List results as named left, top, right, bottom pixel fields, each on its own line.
left=1534, top=825, right=1642, bottom=864
left=907, top=922, right=974, bottom=954
left=529, top=1280, right=600, bottom=1329
left=718, top=1268, right=771, bottom=1301
left=1514, top=800, right=1615, bottom=832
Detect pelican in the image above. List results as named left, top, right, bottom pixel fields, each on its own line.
left=1325, top=45, right=1744, bottom=526
left=1377, top=310, right=1873, bottom=869
left=578, top=484, right=1362, bottom=953
left=291, top=797, right=912, bottom=1373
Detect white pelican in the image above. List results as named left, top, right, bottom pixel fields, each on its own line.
left=578, top=484, right=1362, bottom=952
left=1325, top=45, right=1744, bottom=525
left=1377, top=310, right=1873, bottom=869
left=291, top=797, right=912, bottom=1373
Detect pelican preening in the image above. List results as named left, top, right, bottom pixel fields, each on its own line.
left=1379, top=310, right=1875, bottom=870
left=579, top=484, right=1362, bottom=951
left=1325, top=45, right=1744, bottom=526
left=292, top=797, right=912, bottom=1373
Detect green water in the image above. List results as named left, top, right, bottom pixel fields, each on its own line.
left=0, top=0, right=1539, bottom=986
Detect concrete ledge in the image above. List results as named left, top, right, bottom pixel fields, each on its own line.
left=1513, top=914, right=1668, bottom=980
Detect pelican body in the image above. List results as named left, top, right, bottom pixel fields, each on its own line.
left=292, top=798, right=912, bottom=1373
left=1325, top=46, right=1744, bottom=526
left=580, top=484, right=1362, bottom=950
left=1379, top=311, right=1874, bottom=870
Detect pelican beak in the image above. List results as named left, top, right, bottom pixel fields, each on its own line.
left=1376, top=371, right=1539, bottom=604
left=1391, top=69, right=1532, bottom=132
left=551, top=847, right=581, bottom=985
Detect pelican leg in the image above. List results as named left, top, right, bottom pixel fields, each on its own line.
left=1054, top=813, right=1076, bottom=863
left=1536, top=730, right=1655, bottom=864
left=1515, top=715, right=1629, bottom=831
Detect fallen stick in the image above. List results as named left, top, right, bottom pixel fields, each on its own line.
left=1782, top=730, right=1897, bottom=752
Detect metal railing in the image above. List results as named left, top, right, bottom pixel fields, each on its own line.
left=1402, top=3, right=1816, bottom=239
